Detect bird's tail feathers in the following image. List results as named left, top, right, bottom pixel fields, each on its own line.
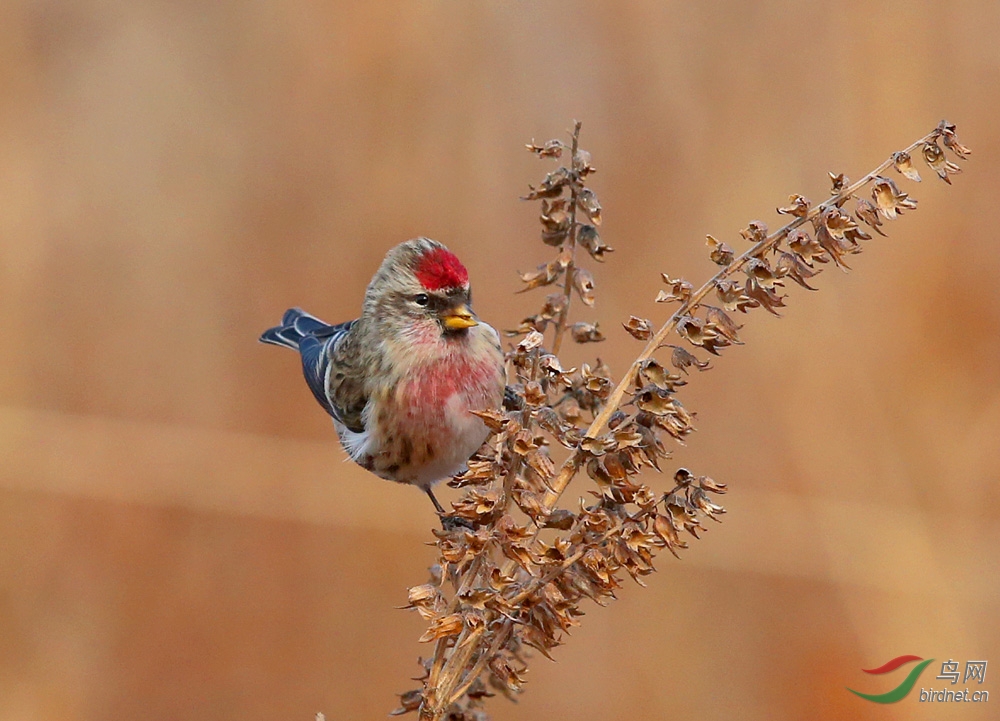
left=259, top=307, right=338, bottom=350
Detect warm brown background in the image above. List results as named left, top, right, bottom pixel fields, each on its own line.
left=1, top=1, right=997, bottom=719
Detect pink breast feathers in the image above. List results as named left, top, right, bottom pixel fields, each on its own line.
left=399, top=353, right=499, bottom=427
left=415, top=248, right=469, bottom=291
left=410, top=358, right=473, bottom=407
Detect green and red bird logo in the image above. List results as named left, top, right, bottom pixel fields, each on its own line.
left=847, top=655, right=934, bottom=703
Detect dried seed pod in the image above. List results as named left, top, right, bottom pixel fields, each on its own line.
left=540, top=292, right=568, bottom=320
left=517, top=257, right=565, bottom=292
left=513, top=487, right=547, bottom=521
left=828, top=172, right=849, bottom=194
left=542, top=509, right=576, bottom=530
left=854, top=198, right=886, bottom=237
left=657, top=274, right=693, bottom=304
left=872, top=176, right=918, bottom=219
left=517, top=330, right=544, bottom=352
left=525, top=138, right=564, bottom=158
left=580, top=435, right=614, bottom=456
left=526, top=446, right=556, bottom=483
left=921, top=141, right=961, bottom=184
left=706, top=234, right=735, bottom=265
left=450, top=458, right=502, bottom=489
left=607, top=409, right=629, bottom=429
left=776, top=252, right=820, bottom=290
left=634, top=385, right=680, bottom=418
left=822, top=207, right=860, bottom=242
left=573, top=267, right=596, bottom=306
left=843, top=222, right=872, bottom=246
left=670, top=345, right=711, bottom=373
left=744, top=276, right=786, bottom=315
left=539, top=199, right=572, bottom=246
left=653, top=513, right=686, bottom=557
left=637, top=358, right=683, bottom=390
left=622, top=315, right=653, bottom=340
left=676, top=315, right=719, bottom=349
left=570, top=322, right=605, bottom=343
left=489, top=656, right=527, bottom=693
left=451, top=488, right=503, bottom=523
left=673, top=468, right=695, bottom=486
left=814, top=221, right=854, bottom=271
left=892, top=150, right=922, bottom=182
left=739, top=220, right=769, bottom=244
left=522, top=167, right=572, bottom=200
left=573, top=147, right=595, bottom=174
left=938, top=120, right=971, bottom=159
left=691, top=487, right=726, bottom=520
left=745, top=257, right=779, bottom=289
left=578, top=224, right=613, bottom=261
left=402, top=584, right=446, bottom=620
left=699, top=475, right=728, bottom=494
left=586, top=455, right=613, bottom=484
left=522, top=381, right=546, bottom=407
left=418, top=613, right=464, bottom=643
left=705, top=306, right=743, bottom=343
left=505, top=314, right=548, bottom=336
left=715, top=279, right=757, bottom=312
left=777, top=194, right=811, bottom=217
left=538, top=353, right=575, bottom=386
left=389, top=690, right=424, bottom=716
left=576, top=188, right=602, bottom=225
left=469, top=409, right=511, bottom=433
left=580, top=361, right=613, bottom=399
left=786, top=228, right=829, bottom=266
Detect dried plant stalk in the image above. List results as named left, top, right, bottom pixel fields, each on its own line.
left=391, top=120, right=970, bottom=721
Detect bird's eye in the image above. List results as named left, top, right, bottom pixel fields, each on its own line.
left=413, top=293, right=430, bottom=306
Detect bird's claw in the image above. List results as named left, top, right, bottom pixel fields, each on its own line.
left=439, top=514, right=476, bottom=532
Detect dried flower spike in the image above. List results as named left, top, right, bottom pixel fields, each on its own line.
left=398, top=120, right=969, bottom=721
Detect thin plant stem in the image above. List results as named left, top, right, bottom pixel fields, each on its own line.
left=446, top=624, right=512, bottom=706
left=550, top=120, right=583, bottom=356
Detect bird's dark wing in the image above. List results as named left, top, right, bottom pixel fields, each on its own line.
left=324, top=329, right=370, bottom=434
left=260, top=308, right=363, bottom=429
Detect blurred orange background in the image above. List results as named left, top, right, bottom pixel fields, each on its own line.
left=1, top=1, right=997, bottom=719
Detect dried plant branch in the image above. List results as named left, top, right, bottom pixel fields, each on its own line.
left=540, top=127, right=945, bottom=509
left=549, top=120, right=583, bottom=356
left=392, top=120, right=970, bottom=721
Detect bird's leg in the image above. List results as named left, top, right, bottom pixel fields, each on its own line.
left=425, top=487, right=474, bottom=531
left=425, top=487, right=447, bottom=515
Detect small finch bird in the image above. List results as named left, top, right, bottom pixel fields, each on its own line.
left=260, top=238, right=505, bottom=519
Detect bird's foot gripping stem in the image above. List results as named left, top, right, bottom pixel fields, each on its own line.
left=425, top=488, right=475, bottom=531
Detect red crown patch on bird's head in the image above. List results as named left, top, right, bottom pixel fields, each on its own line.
left=414, top=247, right=469, bottom=291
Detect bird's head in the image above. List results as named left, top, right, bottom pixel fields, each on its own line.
left=366, top=238, right=479, bottom=339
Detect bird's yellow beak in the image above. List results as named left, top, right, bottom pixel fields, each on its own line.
left=442, top=304, right=478, bottom=330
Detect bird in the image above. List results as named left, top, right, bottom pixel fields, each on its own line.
left=260, top=238, right=505, bottom=521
